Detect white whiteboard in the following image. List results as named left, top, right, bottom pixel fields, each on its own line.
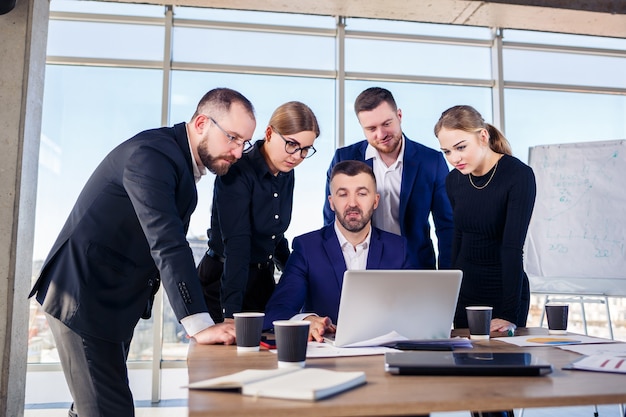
left=525, top=139, right=626, bottom=296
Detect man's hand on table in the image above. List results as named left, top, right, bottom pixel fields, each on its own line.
left=192, top=321, right=236, bottom=345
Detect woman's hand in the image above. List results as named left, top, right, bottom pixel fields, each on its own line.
left=490, top=318, right=516, bottom=333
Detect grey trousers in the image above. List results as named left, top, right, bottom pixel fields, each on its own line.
left=46, top=313, right=134, bottom=417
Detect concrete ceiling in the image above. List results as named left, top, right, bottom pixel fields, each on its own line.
left=105, top=0, right=626, bottom=38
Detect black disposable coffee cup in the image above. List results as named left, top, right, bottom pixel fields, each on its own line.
left=234, top=312, right=265, bottom=352
left=272, top=320, right=310, bottom=368
left=466, top=306, right=493, bottom=340
left=545, top=303, right=568, bottom=335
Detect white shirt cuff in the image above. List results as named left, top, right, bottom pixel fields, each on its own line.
left=180, top=312, right=215, bottom=337
left=291, top=313, right=318, bottom=321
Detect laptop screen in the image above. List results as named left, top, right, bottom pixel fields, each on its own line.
left=327, top=269, right=463, bottom=347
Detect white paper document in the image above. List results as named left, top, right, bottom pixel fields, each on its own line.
left=339, top=330, right=409, bottom=347
left=565, top=354, right=626, bottom=374
left=296, top=332, right=472, bottom=358
left=496, top=334, right=618, bottom=347
left=558, top=342, right=626, bottom=356
left=306, top=342, right=396, bottom=358
left=267, top=342, right=395, bottom=358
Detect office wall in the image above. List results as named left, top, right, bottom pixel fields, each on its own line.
left=0, top=0, right=48, bottom=415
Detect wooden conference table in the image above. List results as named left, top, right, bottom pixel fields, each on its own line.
left=187, top=328, right=626, bottom=416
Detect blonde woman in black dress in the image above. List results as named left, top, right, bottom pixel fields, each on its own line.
left=435, top=105, right=536, bottom=417
left=435, top=105, right=536, bottom=334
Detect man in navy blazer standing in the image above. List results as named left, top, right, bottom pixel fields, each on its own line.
left=29, top=88, right=256, bottom=417
left=264, top=160, right=412, bottom=341
left=323, top=87, right=453, bottom=269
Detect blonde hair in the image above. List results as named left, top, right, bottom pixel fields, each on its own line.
left=269, top=101, right=320, bottom=138
left=434, top=105, right=512, bottom=155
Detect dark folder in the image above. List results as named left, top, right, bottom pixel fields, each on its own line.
left=385, top=351, right=553, bottom=376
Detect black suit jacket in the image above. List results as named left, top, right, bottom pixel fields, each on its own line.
left=29, top=122, right=208, bottom=342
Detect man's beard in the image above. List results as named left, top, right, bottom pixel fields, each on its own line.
left=374, top=132, right=402, bottom=154
left=198, top=141, right=236, bottom=176
left=337, top=206, right=372, bottom=233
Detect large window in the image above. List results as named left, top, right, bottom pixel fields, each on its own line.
left=29, top=0, right=626, bottom=403
left=169, top=70, right=336, bottom=239
left=343, top=80, right=492, bottom=149
left=504, top=89, right=626, bottom=160
left=35, top=65, right=163, bottom=263
left=31, top=65, right=162, bottom=363
left=501, top=29, right=626, bottom=161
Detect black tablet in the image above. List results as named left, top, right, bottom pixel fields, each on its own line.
left=385, top=351, right=553, bottom=376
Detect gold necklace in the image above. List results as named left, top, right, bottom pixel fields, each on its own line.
left=469, top=160, right=499, bottom=190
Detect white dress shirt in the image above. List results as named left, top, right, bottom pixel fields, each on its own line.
left=366, top=136, right=405, bottom=236
left=187, top=123, right=207, bottom=183
left=181, top=132, right=214, bottom=337
left=291, top=223, right=373, bottom=321
left=334, top=222, right=371, bottom=271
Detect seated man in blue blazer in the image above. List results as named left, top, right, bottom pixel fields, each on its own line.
left=264, top=160, right=413, bottom=341
left=323, top=87, right=453, bottom=270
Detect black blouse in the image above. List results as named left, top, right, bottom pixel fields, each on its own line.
left=208, top=140, right=292, bottom=317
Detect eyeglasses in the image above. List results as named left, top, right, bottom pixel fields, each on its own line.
left=272, top=127, right=316, bottom=159
left=206, top=116, right=252, bottom=151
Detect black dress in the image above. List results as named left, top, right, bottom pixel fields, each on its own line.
left=446, top=154, right=536, bottom=328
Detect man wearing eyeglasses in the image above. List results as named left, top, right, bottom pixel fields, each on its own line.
left=196, top=101, right=320, bottom=323
left=29, top=88, right=256, bottom=417
left=323, top=87, right=454, bottom=270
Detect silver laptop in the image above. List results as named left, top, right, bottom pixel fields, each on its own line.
left=325, top=269, right=463, bottom=347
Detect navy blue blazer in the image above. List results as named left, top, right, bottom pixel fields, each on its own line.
left=323, top=136, right=454, bottom=269
left=263, top=224, right=412, bottom=329
left=29, top=123, right=208, bottom=342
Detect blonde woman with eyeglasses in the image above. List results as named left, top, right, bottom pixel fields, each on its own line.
left=197, top=101, right=320, bottom=323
